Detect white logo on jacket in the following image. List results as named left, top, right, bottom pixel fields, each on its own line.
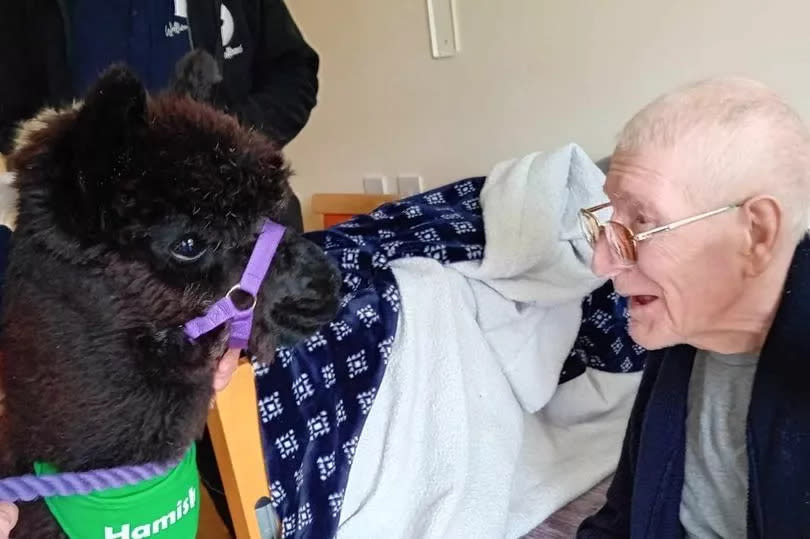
left=221, top=4, right=244, bottom=58
left=172, top=0, right=243, bottom=58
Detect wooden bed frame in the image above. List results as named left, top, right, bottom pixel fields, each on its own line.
left=311, top=193, right=397, bottom=228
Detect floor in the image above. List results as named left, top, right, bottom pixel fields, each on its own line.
left=522, top=477, right=610, bottom=538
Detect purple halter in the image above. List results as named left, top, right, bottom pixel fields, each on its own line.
left=0, top=219, right=285, bottom=502
left=184, top=219, right=285, bottom=349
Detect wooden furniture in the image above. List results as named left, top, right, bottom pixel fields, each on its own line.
left=311, top=193, right=397, bottom=229
left=207, top=362, right=270, bottom=538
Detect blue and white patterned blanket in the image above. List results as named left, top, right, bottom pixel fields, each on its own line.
left=253, top=177, right=645, bottom=538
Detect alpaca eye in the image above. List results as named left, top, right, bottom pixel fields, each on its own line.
left=170, top=235, right=207, bottom=263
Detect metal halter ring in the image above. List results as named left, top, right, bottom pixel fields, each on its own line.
left=226, top=284, right=258, bottom=313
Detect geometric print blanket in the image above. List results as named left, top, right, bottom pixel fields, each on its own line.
left=252, top=177, right=646, bottom=538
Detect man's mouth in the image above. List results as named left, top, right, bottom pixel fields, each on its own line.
left=630, top=295, right=658, bottom=307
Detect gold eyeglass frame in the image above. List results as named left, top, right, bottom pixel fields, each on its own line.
left=579, top=202, right=742, bottom=264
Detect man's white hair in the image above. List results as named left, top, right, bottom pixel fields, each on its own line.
left=616, top=76, right=810, bottom=242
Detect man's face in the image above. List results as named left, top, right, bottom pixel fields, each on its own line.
left=592, top=150, right=749, bottom=350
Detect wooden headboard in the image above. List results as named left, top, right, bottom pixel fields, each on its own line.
left=311, top=193, right=397, bottom=229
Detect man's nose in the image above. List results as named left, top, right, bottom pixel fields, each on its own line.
left=591, top=234, right=624, bottom=278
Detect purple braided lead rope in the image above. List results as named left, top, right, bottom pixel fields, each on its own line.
left=0, top=457, right=180, bottom=502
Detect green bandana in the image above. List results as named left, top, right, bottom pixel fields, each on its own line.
left=33, top=444, right=200, bottom=539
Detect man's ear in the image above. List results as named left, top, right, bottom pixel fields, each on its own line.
left=742, top=195, right=783, bottom=276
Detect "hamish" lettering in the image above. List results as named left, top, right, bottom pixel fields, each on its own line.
left=104, top=487, right=197, bottom=539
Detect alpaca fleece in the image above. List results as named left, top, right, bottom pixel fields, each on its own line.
left=0, top=66, right=340, bottom=537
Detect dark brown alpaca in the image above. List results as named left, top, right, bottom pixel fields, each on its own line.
left=0, top=66, right=339, bottom=537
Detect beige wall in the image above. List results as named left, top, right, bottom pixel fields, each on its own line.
left=285, top=0, right=810, bottom=222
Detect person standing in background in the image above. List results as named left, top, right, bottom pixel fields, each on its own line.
left=0, top=1, right=320, bottom=534
left=0, top=0, right=319, bottom=230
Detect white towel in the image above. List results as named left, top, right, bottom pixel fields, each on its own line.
left=453, top=143, right=607, bottom=412
left=338, top=144, right=640, bottom=539
left=453, top=143, right=605, bottom=305
left=339, top=257, right=525, bottom=539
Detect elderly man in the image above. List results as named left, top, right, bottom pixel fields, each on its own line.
left=577, top=77, right=810, bottom=538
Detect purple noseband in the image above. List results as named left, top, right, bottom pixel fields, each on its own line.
left=184, top=219, right=285, bottom=349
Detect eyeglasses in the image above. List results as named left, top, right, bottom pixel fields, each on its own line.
left=579, top=202, right=742, bottom=266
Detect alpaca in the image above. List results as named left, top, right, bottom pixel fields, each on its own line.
left=0, top=65, right=340, bottom=537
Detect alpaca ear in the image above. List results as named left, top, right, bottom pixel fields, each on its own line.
left=71, top=65, right=148, bottom=194
left=75, top=64, right=147, bottom=143
left=60, top=65, right=148, bottom=236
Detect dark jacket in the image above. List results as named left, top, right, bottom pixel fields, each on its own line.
left=0, top=0, right=319, bottom=153
left=578, top=238, right=810, bottom=538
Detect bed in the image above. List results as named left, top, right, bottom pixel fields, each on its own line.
left=208, top=144, right=645, bottom=538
